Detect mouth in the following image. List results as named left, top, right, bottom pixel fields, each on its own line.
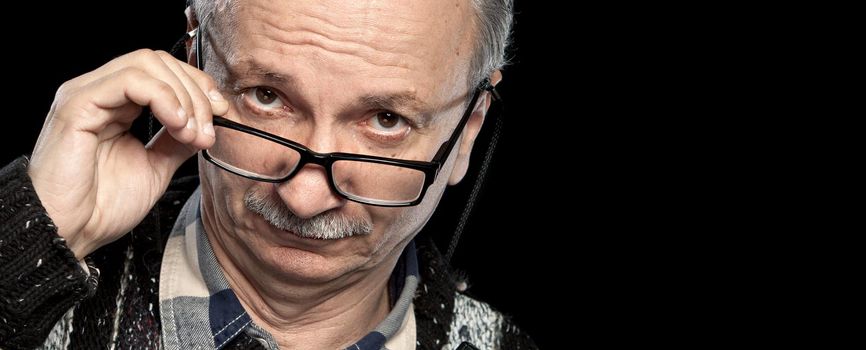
left=279, top=226, right=343, bottom=241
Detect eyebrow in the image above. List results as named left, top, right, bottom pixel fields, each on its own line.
left=235, top=60, right=295, bottom=86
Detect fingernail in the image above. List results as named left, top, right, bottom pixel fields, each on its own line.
left=177, top=107, right=187, bottom=121
left=208, top=90, right=225, bottom=102
left=186, top=118, right=196, bottom=130
left=202, top=123, right=215, bottom=136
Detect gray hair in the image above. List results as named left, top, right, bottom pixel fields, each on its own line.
left=190, top=0, right=513, bottom=88
left=468, top=0, right=514, bottom=87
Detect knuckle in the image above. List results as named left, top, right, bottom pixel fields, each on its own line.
left=117, top=68, right=170, bottom=99
left=128, top=48, right=156, bottom=61
left=154, top=81, right=176, bottom=97
left=55, top=80, right=76, bottom=98
left=51, top=85, right=75, bottom=113
left=190, top=65, right=216, bottom=83
left=133, top=49, right=165, bottom=67
left=191, top=94, right=209, bottom=110
left=53, top=76, right=94, bottom=111
left=154, top=50, right=180, bottom=64
left=182, top=63, right=217, bottom=90
left=51, top=89, right=98, bottom=123
left=117, top=67, right=146, bottom=82
left=200, top=75, right=218, bottom=92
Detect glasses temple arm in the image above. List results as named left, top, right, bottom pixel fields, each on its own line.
left=431, top=81, right=499, bottom=170
left=195, top=23, right=204, bottom=69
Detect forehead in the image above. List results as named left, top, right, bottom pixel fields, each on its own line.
left=211, top=0, right=475, bottom=101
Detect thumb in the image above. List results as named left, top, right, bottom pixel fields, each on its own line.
left=145, top=126, right=198, bottom=186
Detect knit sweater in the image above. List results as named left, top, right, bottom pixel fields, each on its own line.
left=0, top=157, right=537, bottom=350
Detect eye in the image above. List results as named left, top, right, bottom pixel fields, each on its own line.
left=368, top=112, right=409, bottom=132
left=246, top=86, right=285, bottom=110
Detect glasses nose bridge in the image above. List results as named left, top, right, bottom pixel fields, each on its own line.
left=294, top=147, right=335, bottom=173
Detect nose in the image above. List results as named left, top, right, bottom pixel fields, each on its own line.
left=275, top=164, right=345, bottom=219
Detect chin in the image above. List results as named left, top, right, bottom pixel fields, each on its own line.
left=258, top=244, right=352, bottom=283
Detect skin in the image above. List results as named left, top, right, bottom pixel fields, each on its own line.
left=29, top=0, right=500, bottom=348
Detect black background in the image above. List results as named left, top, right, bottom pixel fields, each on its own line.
left=2, top=1, right=559, bottom=347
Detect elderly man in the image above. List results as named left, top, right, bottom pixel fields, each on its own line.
left=0, top=0, right=533, bottom=349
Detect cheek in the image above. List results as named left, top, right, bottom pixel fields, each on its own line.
left=368, top=172, right=450, bottom=245
left=363, top=206, right=424, bottom=263
left=199, top=156, right=259, bottom=229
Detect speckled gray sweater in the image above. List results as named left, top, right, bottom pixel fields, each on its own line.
left=0, top=157, right=537, bottom=350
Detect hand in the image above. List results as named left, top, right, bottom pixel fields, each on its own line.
left=27, top=49, right=229, bottom=259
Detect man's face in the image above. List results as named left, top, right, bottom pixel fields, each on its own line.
left=198, top=0, right=480, bottom=283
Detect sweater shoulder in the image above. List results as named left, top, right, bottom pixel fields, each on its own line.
left=444, top=293, right=538, bottom=350
left=412, top=238, right=537, bottom=349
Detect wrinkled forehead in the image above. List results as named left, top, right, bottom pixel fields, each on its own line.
left=207, top=0, right=476, bottom=99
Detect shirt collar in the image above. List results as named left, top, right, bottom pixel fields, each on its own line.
left=159, top=187, right=418, bottom=349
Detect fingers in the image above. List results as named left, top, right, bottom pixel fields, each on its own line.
left=83, top=68, right=191, bottom=144
left=63, top=49, right=228, bottom=150
left=153, top=51, right=218, bottom=149
left=157, top=52, right=230, bottom=117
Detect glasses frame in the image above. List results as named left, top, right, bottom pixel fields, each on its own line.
left=193, top=18, right=499, bottom=207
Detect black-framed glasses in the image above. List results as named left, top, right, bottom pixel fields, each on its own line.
left=192, top=18, right=499, bottom=207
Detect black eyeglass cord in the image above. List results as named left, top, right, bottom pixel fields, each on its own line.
left=170, top=31, right=193, bottom=59
left=445, top=98, right=504, bottom=264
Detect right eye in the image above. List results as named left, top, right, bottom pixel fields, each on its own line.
left=244, top=86, right=285, bottom=110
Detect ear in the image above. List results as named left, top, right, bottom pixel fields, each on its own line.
left=448, top=69, right=503, bottom=185
left=185, top=6, right=199, bottom=66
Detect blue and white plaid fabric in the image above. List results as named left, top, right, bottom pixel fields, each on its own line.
left=158, top=188, right=419, bottom=349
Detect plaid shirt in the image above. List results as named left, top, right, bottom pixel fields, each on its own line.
left=157, top=188, right=418, bottom=349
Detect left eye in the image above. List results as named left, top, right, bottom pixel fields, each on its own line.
left=368, top=112, right=409, bottom=132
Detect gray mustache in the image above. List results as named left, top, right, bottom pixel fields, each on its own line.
left=243, top=191, right=373, bottom=240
